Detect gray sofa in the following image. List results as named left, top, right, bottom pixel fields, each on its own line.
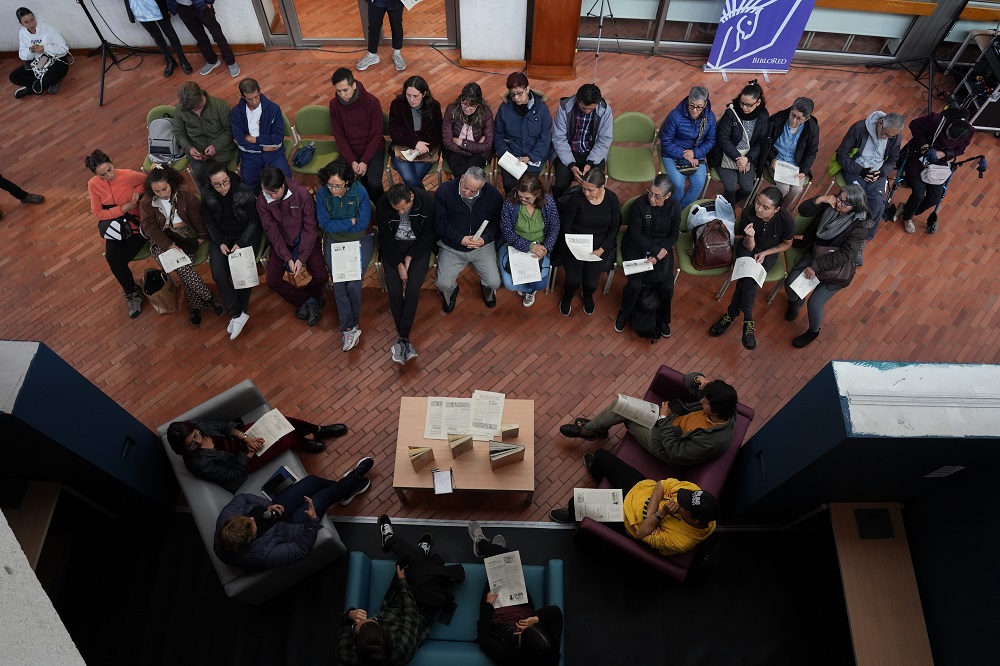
left=157, top=379, right=346, bottom=604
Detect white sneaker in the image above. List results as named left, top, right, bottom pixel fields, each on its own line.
left=229, top=312, right=249, bottom=340
left=343, top=327, right=361, bottom=351
left=522, top=291, right=535, bottom=307
left=393, top=51, right=406, bottom=71
left=404, top=340, right=418, bottom=363
left=226, top=318, right=234, bottom=334
left=199, top=61, right=220, bottom=76
left=356, top=52, right=380, bottom=70
left=228, top=63, right=241, bottom=77
left=391, top=340, right=405, bottom=364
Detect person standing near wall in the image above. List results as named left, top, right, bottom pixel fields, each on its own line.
left=357, top=0, right=406, bottom=72
left=124, top=0, right=192, bottom=77
left=168, top=0, right=239, bottom=77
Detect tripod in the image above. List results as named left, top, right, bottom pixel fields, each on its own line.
left=583, top=0, right=622, bottom=82
left=865, top=55, right=939, bottom=117
left=76, top=0, right=144, bottom=106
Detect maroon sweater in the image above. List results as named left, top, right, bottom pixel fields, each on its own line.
left=255, top=180, right=321, bottom=265
left=388, top=97, right=443, bottom=152
left=328, top=80, right=385, bottom=166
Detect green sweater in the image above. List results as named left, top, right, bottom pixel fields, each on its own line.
left=174, top=94, right=237, bottom=164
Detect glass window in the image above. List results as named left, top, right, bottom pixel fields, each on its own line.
left=579, top=0, right=661, bottom=40
left=800, top=9, right=915, bottom=55
left=660, top=0, right=724, bottom=44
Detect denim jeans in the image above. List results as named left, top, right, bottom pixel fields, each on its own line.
left=325, top=234, right=376, bottom=331
left=499, top=243, right=550, bottom=294
left=661, top=158, right=707, bottom=210
left=392, top=157, right=433, bottom=190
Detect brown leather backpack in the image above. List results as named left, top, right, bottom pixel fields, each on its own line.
left=692, top=220, right=732, bottom=270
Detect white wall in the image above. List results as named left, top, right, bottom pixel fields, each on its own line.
left=0, top=512, right=86, bottom=666
left=459, top=0, right=527, bottom=60
left=0, top=0, right=265, bottom=53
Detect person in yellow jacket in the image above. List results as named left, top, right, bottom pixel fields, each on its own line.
left=549, top=449, right=717, bottom=556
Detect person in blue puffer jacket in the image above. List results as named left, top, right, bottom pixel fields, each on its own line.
left=659, top=86, right=717, bottom=209
left=493, top=72, right=553, bottom=195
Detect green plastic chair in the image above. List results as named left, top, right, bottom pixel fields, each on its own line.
left=324, top=235, right=385, bottom=292
left=747, top=164, right=812, bottom=211
left=607, top=112, right=658, bottom=185
left=282, top=112, right=295, bottom=160
left=290, top=105, right=340, bottom=175
left=675, top=199, right=731, bottom=298
left=142, top=104, right=191, bottom=173
left=780, top=213, right=817, bottom=275
left=191, top=239, right=211, bottom=267
left=822, top=149, right=857, bottom=196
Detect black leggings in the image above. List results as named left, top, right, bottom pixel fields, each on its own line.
left=105, top=234, right=149, bottom=295
left=9, top=59, right=68, bottom=93
left=138, top=18, right=187, bottom=64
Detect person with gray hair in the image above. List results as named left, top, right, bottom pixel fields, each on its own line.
left=764, top=96, right=820, bottom=209
left=783, top=184, right=871, bottom=348
left=659, top=85, right=717, bottom=209
left=433, top=167, right=504, bottom=313
left=615, top=174, right=680, bottom=337
left=174, top=80, right=236, bottom=184
left=230, top=78, right=291, bottom=194
left=834, top=110, right=904, bottom=265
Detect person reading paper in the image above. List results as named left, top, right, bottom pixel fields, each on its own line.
left=559, top=370, right=737, bottom=466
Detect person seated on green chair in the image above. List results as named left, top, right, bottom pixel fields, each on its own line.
left=174, top=81, right=237, bottom=186
left=201, top=162, right=262, bottom=340
left=467, top=521, right=564, bottom=666
left=707, top=186, right=793, bottom=350
left=765, top=96, right=819, bottom=209
left=614, top=174, right=680, bottom=337
left=139, top=164, right=224, bottom=327
left=337, top=516, right=465, bottom=666
left=548, top=449, right=719, bottom=558
left=559, top=370, right=737, bottom=466
left=710, top=79, right=769, bottom=207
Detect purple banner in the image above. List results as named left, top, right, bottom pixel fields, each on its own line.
left=706, top=0, right=817, bottom=73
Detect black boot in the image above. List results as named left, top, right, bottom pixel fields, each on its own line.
left=164, top=59, right=176, bottom=78
left=179, top=56, right=193, bottom=75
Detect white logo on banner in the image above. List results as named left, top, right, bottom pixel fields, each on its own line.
left=708, top=0, right=804, bottom=71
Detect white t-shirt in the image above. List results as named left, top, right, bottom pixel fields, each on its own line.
left=246, top=105, right=263, bottom=139
left=18, top=22, right=69, bottom=61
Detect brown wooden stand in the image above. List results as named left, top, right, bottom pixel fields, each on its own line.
left=527, top=0, right=584, bottom=81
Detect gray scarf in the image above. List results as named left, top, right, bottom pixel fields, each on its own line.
left=815, top=207, right=863, bottom=240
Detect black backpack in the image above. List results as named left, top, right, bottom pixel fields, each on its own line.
left=630, top=284, right=660, bottom=341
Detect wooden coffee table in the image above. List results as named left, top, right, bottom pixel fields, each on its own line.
left=392, top=397, right=535, bottom=503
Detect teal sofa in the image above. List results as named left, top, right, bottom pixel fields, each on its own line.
left=344, top=551, right=565, bottom=665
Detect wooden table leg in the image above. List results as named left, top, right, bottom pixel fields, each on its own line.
left=395, top=487, right=408, bottom=503
left=524, top=491, right=533, bottom=505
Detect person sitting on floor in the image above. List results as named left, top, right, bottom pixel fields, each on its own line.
left=10, top=7, right=70, bottom=98
left=499, top=173, right=559, bottom=307
left=166, top=417, right=348, bottom=492
left=559, top=370, right=738, bottom=466
left=336, top=515, right=465, bottom=666
left=549, top=449, right=718, bottom=557
left=468, top=521, right=563, bottom=666
left=214, top=458, right=373, bottom=570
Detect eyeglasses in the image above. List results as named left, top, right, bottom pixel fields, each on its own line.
left=788, top=112, right=807, bottom=123
left=326, top=182, right=346, bottom=191
left=687, top=103, right=706, bottom=111
left=835, top=195, right=851, bottom=206
left=517, top=195, right=535, bottom=204
left=646, top=189, right=667, bottom=200
left=510, top=89, right=529, bottom=99
left=211, top=178, right=231, bottom=188
left=739, top=99, right=759, bottom=109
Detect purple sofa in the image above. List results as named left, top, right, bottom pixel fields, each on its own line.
left=575, top=365, right=755, bottom=581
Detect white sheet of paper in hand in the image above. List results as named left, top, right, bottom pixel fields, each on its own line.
left=622, top=258, right=654, bottom=275
left=507, top=246, right=542, bottom=285
left=564, top=234, right=603, bottom=262
left=497, top=152, right=527, bottom=179
left=401, top=148, right=421, bottom=161
left=228, top=246, right=260, bottom=288
left=773, top=160, right=801, bottom=186
left=330, top=240, right=363, bottom=282
left=471, top=219, right=490, bottom=241
left=159, top=247, right=192, bottom=273
left=731, top=256, right=767, bottom=287
left=401, top=0, right=422, bottom=9
left=789, top=271, right=820, bottom=298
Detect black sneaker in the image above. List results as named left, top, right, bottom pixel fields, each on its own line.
left=659, top=323, right=671, bottom=338
left=708, top=314, right=733, bottom=337
left=559, top=299, right=571, bottom=316
left=549, top=504, right=575, bottom=523
left=583, top=452, right=595, bottom=472
left=792, top=329, right=820, bottom=348
left=614, top=311, right=626, bottom=332
left=338, top=477, right=371, bottom=506
left=307, top=298, right=324, bottom=327
left=742, top=320, right=757, bottom=350
left=347, top=456, right=375, bottom=478
left=442, top=286, right=459, bottom=313
left=927, top=220, right=938, bottom=234
left=378, top=514, right=394, bottom=551
left=583, top=296, right=595, bottom=316
left=211, top=300, right=225, bottom=316
left=482, top=285, right=497, bottom=308
left=559, top=423, right=605, bottom=440
left=296, top=302, right=310, bottom=320
left=14, top=87, right=30, bottom=99
left=189, top=308, right=202, bottom=326
left=300, top=438, right=326, bottom=454
left=417, top=532, right=434, bottom=556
